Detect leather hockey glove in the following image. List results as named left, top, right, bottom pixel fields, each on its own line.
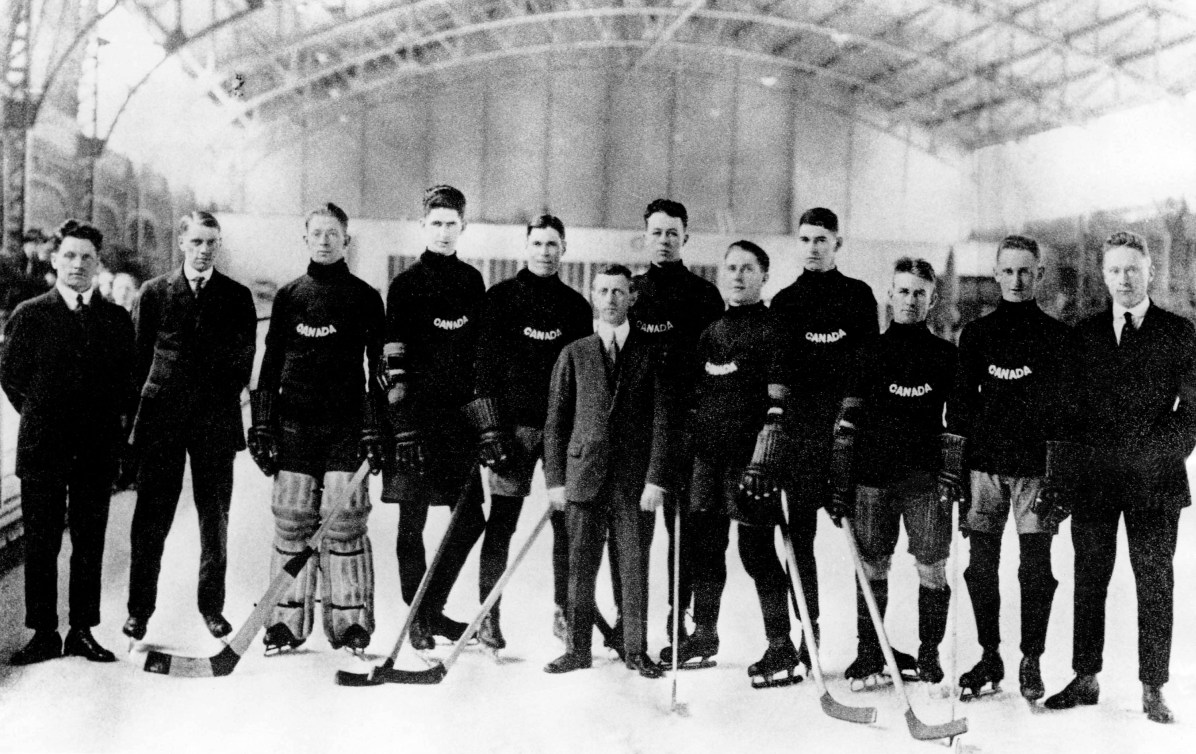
left=463, top=397, right=518, bottom=476
left=937, top=433, right=970, bottom=536
left=1033, top=440, right=1093, bottom=529
left=827, top=397, right=864, bottom=527
left=384, top=341, right=427, bottom=475
left=359, top=387, right=390, bottom=475
left=736, top=415, right=788, bottom=527
left=248, top=389, right=279, bottom=477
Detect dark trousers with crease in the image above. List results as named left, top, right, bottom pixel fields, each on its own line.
left=128, top=428, right=235, bottom=619
left=566, top=478, right=654, bottom=656
left=21, top=458, right=113, bottom=631
left=1071, top=505, right=1179, bottom=686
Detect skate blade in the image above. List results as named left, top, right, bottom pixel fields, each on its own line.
left=849, top=673, right=892, bottom=692
left=959, top=682, right=1002, bottom=701
left=751, top=670, right=805, bottom=689
left=677, top=659, right=717, bottom=670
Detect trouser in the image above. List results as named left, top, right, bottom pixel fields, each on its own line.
left=566, top=482, right=654, bottom=656
left=1071, top=506, right=1179, bottom=686
left=128, top=430, right=235, bottom=619
left=664, top=436, right=695, bottom=625
left=782, top=464, right=822, bottom=628
left=21, top=466, right=113, bottom=631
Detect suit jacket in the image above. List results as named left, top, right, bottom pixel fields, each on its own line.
left=129, top=267, right=256, bottom=451
left=1070, top=302, right=1196, bottom=513
left=0, top=287, right=136, bottom=479
left=544, top=330, right=671, bottom=503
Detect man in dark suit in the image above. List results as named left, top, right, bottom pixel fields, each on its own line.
left=1, top=219, right=136, bottom=664
left=543, top=264, right=671, bottom=679
left=1044, top=231, right=1196, bottom=724
left=122, top=211, right=257, bottom=642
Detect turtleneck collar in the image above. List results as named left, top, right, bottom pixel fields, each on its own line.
left=517, top=267, right=560, bottom=287
left=798, top=267, right=841, bottom=284
left=648, top=260, right=688, bottom=278
left=307, top=258, right=350, bottom=280
left=726, top=300, right=765, bottom=318
left=886, top=320, right=928, bottom=338
left=997, top=298, right=1041, bottom=317
left=421, top=249, right=459, bottom=268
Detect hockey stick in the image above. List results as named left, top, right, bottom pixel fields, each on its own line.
left=335, top=479, right=477, bottom=686
left=779, top=496, right=876, bottom=724
left=144, top=461, right=371, bottom=677
left=373, top=505, right=554, bottom=684
left=670, top=501, right=689, bottom=716
left=843, top=523, right=968, bottom=743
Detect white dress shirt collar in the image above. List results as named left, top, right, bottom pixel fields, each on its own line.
left=56, top=281, right=95, bottom=310
left=1113, top=296, right=1150, bottom=342
left=595, top=319, right=630, bottom=350
left=184, top=263, right=214, bottom=285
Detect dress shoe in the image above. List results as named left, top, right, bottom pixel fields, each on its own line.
left=122, top=615, right=148, bottom=641
left=606, top=618, right=625, bottom=660
left=552, top=606, right=568, bottom=644
left=544, top=651, right=592, bottom=674
left=63, top=628, right=116, bottom=663
left=1143, top=684, right=1174, bottom=724
left=10, top=631, right=61, bottom=665
left=1044, top=673, right=1099, bottom=710
left=202, top=613, right=233, bottom=639
left=625, top=651, right=664, bottom=679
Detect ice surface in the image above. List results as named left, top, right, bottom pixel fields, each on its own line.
left=1, top=453, right=1193, bottom=754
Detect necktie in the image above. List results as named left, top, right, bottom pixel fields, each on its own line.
left=607, top=335, right=619, bottom=368
left=76, top=293, right=86, bottom=314
left=194, top=277, right=205, bottom=300
left=1120, top=311, right=1136, bottom=348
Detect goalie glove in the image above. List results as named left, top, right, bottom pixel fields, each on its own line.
left=1033, top=441, right=1093, bottom=530
left=248, top=389, right=279, bottom=477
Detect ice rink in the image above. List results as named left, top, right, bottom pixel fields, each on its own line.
left=1, top=448, right=1193, bottom=754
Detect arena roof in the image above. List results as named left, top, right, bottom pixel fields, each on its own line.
left=55, top=0, right=1196, bottom=150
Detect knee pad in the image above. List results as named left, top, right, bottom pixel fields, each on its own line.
left=271, top=471, right=320, bottom=541
left=860, top=555, right=891, bottom=582
left=916, top=558, right=948, bottom=590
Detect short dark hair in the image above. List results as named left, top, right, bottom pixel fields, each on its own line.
left=727, top=240, right=770, bottom=272
left=997, top=234, right=1040, bottom=260
left=643, top=199, right=688, bottom=229
left=305, top=202, right=349, bottom=231
left=594, top=263, right=632, bottom=282
left=527, top=214, right=565, bottom=240
left=894, top=256, right=936, bottom=284
left=54, top=219, right=103, bottom=252
left=22, top=228, right=48, bottom=244
left=1103, top=230, right=1149, bottom=257
left=423, top=184, right=467, bottom=218
left=178, top=210, right=221, bottom=236
left=797, top=207, right=839, bottom=233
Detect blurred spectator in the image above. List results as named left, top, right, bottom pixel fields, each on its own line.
left=110, top=272, right=139, bottom=312
left=0, top=229, right=55, bottom=335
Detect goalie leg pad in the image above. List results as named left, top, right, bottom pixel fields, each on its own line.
left=319, top=471, right=375, bottom=643
left=270, top=471, right=320, bottom=640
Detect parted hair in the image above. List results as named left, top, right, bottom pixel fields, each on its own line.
left=798, top=207, right=839, bottom=233
left=527, top=214, right=565, bottom=240
left=1104, top=230, right=1149, bottom=256
left=894, top=256, right=936, bottom=284
left=997, top=234, right=1040, bottom=260
left=727, top=240, right=770, bottom=272
left=595, top=263, right=633, bottom=282
left=423, top=184, right=467, bottom=218
left=54, top=219, right=103, bottom=252
left=643, top=199, right=688, bottom=229
left=305, top=202, right=349, bottom=230
left=178, top=210, right=221, bottom=236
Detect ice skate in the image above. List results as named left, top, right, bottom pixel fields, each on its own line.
left=846, top=647, right=917, bottom=691
left=959, top=649, right=1004, bottom=700
left=263, top=624, right=305, bottom=655
left=478, top=611, right=506, bottom=657
left=123, top=616, right=147, bottom=653
left=1019, top=655, right=1044, bottom=701
left=659, top=623, right=718, bottom=669
left=330, top=624, right=370, bottom=656
left=749, top=637, right=804, bottom=689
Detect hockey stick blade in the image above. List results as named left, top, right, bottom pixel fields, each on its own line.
left=144, top=462, right=371, bottom=678
left=333, top=658, right=394, bottom=687
left=374, top=661, right=448, bottom=685
left=906, top=707, right=967, bottom=742
left=821, top=691, right=878, bottom=724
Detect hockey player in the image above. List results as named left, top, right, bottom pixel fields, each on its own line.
left=761, top=207, right=878, bottom=672
left=471, top=214, right=593, bottom=650
left=826, top=258, right=957, bottom=690
left=945, top=235, right=1071, bottom=700
left=667, top=241, right=802, bottom=688
left=248, top=203, right=385, bottom=654
left=630, top=199, right=724, bottom=652
left=381, top=185, right=488, bottom=649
